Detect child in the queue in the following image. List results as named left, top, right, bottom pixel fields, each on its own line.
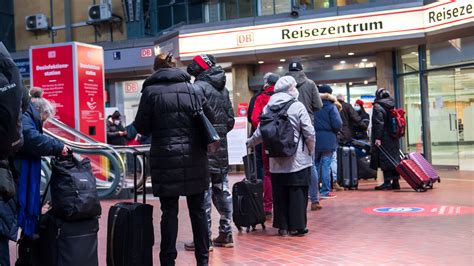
left=247, top=76, right=315, bottom=237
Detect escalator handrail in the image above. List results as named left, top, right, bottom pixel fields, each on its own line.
left=47, top=118, right=99, bottom=144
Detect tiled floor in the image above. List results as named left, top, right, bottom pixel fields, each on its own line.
left=9, top=170, right=474, bottom=265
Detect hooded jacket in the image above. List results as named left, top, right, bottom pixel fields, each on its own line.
left=250, top=85, right=274, bottom=130
left=337, top=99, right=367, bottom=144
left=106, top=118, right=127, bottom=146
left=193, top=66, right=235, bottom=183
left=134, top=68, right=215, bottom=197
left=248, top=92, right=315, bottom=174
left=287, top=70, right=323, bottom=122
left=370, top=96, right=400, bottom=171
left=314, top=94, right=343, bottom=152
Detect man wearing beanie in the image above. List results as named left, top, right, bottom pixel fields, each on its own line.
left=250, top=72, right=279, bottom=218
left=287, top=62, right=323, bottom=122
left=186, top=54, right=236, bottom=249
left=314, top=85, right=343, bottom=199
left=247, top=75, right=315, bottom=236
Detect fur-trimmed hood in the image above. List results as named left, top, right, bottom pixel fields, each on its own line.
left=320, top=93, right=342, bottom=112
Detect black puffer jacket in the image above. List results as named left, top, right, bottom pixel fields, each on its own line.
left=194, top=67, right=235, bottom=183
left=106, top=120, right=127, bottom=145
left=370, top=97, right=400, bottom=171
left=287, top=70, right=323, bottom=123
left=337, top=100, right=367, bottom=144
left=134, top=68, right=215, bottom=197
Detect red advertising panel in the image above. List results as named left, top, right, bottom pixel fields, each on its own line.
left=31, top=45, right=75, bottom=127
left=76, top=44, right=106, bottom=142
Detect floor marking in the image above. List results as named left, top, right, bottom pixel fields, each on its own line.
left=456, top=207, right=461, bottom=214
left=448, top=206, right=454, bottom=215
left=439, top=178, right=474, bottom=183
left=439, top=206, right=447, bottom=215
left=431, top=208, right=438, bottom=213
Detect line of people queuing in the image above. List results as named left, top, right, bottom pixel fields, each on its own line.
left=0, top=43, right=402, bottom=265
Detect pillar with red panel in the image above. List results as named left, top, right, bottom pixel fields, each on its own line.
left=30, top=42, right=107, bottom=179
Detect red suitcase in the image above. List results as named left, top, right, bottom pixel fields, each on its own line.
left=378, top=146, right=429, bottom=192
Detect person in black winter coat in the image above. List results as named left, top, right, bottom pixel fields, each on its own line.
left=336, top=94, right=367, bottom=144
left=106, top=111, right=127, bottom=145
left=134, top=53, right=215, bottom=266
left=370, top=88, right=401, bottom=190
left=353, top=99, right=370, bottom=140
left=185, top=54, right=235, bottom=249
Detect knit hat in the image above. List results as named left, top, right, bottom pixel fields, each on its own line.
left=375, top=88, right=390, bottom=99
left=111, top=111, right=121, bottom=120
left=317, top=84, right=332, bottom=94
left=266, top=73, right=280, bottom=85
left=187, top=54, right=216, bottom=77
left=355, top=99, right=364, bottom=106
left=288, top=62, right=303, bottom=71
left=193, top=54, right=214, bottom=70
left=274, top=76, right=297, bottom=94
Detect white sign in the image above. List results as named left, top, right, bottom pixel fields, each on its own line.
left=227, top=117, right=248, bottom=165
left=179, top=0, right=474, bottom=58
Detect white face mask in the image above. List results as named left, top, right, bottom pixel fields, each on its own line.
left=354, top=105, right=361, bottom=112
left=114, top=120, right=120, bottom=126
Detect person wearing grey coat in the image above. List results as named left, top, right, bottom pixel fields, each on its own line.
left=247, top=76, right=315, bottom=237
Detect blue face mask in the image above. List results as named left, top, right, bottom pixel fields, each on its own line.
left=354, top=105, right=361, bottom=112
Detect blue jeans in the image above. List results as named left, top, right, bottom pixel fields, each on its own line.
left=309, top=164, right=320, bottom=203
left=330, top=151, right=337, bottom=183
left=0, top=236, right=9, bottom=266
left=204, top=175, right=233, bottom=236
left=255, top=144, right=264, bottom=181
left=315, top=151, right=333, bottom=197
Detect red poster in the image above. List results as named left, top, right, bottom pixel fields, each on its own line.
left=76, top=44, right=106, bottom=142
left=31, top=45, right=75, bottom=127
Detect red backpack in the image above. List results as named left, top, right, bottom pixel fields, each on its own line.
left=389, top=108, right=406, bottom=139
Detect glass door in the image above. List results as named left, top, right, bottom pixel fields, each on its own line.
left=455, top=67, right=474, bottom=171
left=427, top=70, right=460, bottom=168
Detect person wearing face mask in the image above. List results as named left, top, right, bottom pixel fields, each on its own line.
left=353, top=99, right=370, bottom=141
left=106, top=110, right=127, bottom=145
left=247, top=76, right=315, bottom=237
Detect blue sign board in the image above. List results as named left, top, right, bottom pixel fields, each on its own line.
left=14, top=59, right=30, bottom=78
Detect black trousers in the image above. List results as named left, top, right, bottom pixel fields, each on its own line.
left=383, top=169, right=400, bottom=182
left=159, top=192, right=209, bottom=266
left=272, top=185, right=308, bottom=231
left=0, top=235, right=9, bottom=266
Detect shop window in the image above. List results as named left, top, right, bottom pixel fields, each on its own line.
left=260, top=0, right=275, bottom=15
left=298, top=0, right=313, bottom=10
left=158, top=6, right=172, bottom=31
left=400, top=74, right=422, bottom=154
left=275, top=0, right=292, bottom=14
left=314, top=0, right=333, bottom=9
left=336, top=0, right=370, bottom=6
left=221, top=0, right=239, bottom=20
left=189, top=3, right=204, bottom=24
left=173, top=4, right=187, bottom=25
left=240, top=0, right=256, bottom=18
left=427, top=36, right=474, bottom=69
left=397, top=46, right=419, bottom=74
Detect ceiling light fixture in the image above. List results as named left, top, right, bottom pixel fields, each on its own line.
left=361, top=58, right=368, bottom=62
left=258, top=61, right=264, bottom=64
left=278, top=66, right=283, bottom=69
left=324, top=55, right=331, bottom=58
left=349, top=82, right=353, bottom=86
left=280, top=59, right=286, bottom=62
left=348, top=52, right=355, bottom=56
left=340, top=60, right=346, bottom=64
left=364, top=80, right=368, bottom=84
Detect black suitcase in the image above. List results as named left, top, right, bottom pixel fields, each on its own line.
left=37, top=211, right=99, bottom=266
left=337, top=146, right=358, bottom=189
left=357, top=155, right=377, bottom=180
left=233, top=149, right=266, bottom=232
left=106, top=152, right=154, bottom=266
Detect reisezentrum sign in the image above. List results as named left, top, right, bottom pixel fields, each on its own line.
left=178, top=0, right=473, bottom=58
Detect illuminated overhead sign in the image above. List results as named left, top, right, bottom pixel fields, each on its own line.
left=179, top=0, right=473, bottom=58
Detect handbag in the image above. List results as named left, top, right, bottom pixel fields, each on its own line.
left=0, top=159, right=16, bottom=200
left=185, top=82, right=221, bottom=152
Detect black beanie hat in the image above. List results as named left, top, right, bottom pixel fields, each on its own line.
left=289, top=62, right=303, bottom=71
left=318, top=84, right=333, bottom=94
left=111, top=111, right=121, bottom=119
left=266, top=73, right=280, bottom=85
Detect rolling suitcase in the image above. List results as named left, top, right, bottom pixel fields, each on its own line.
left=337, top=146, right=358, bottom=189
left=38, top=212, right=99, bottom=266
left=357, top=155, right=377, bottom=180
left=407, top=152, right=440, bottom=188
left=378, top=146, right=429, bottom=192
left=233, top=148, right=266, bottom=232
left=106, top=152, right=154, bottom=266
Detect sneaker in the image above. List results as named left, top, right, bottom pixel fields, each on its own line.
left=278, top=229, right=289, bottom=237
left=213, top=232, right=234, bottom=248
left=311, top=202, right=322, bottom=211
left=333, top=182, right=344, bottom=192
left=320, top=192, right=337, bottom=199
left=184, top=241, right=213, bottom=252
left=290, top=228, right=309, bottom=237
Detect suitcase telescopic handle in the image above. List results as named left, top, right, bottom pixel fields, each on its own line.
left=377, top=145, right=399, bottom=167
left=133, top=151, right=147, bottom=204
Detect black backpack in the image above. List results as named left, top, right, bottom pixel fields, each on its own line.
left=50, top=155, right=102, bottom=221
left=259, top=99, right=300, bottom=157
left=0, top=42, right=24, bottom=160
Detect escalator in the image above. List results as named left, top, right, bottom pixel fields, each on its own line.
left=41, top=118, right=151, bottom=199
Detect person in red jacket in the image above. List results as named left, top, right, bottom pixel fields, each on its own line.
left=250, top=72, right=280, bottom=218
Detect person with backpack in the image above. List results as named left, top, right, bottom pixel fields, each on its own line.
left=370, top=88, right=401, bottom=190
left=0, top=41, right=26, bottom=266
left=247, top=76, right=315, bottom=237
left=353, top=99, right=370, bottom=141
left=250, top=72, right=279, bottom=219
left=134, top=53, right=215, bottom=265
left=184, top=54, right=235, bottom=250
left=314, top=85, right=343, bottom=199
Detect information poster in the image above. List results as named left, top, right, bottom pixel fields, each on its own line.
left=227, top=117, right=248, bottom=165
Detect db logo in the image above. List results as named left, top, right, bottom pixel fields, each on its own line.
left=125, top=82, right=139, bottom=93
left=237, top=32, right=254, bottom=46
left=140, top=48, right=153, bottom=58
left=48, top=51, right=56, bottom=58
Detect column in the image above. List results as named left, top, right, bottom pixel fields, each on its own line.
left=375, top=51, right=394, bottom=95
left=231, top=64, right=252, bottom=115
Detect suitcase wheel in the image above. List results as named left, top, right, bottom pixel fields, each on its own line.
left=252, top=225, right=257, bottom=232
left=261, top=223, right=266, bottom=230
